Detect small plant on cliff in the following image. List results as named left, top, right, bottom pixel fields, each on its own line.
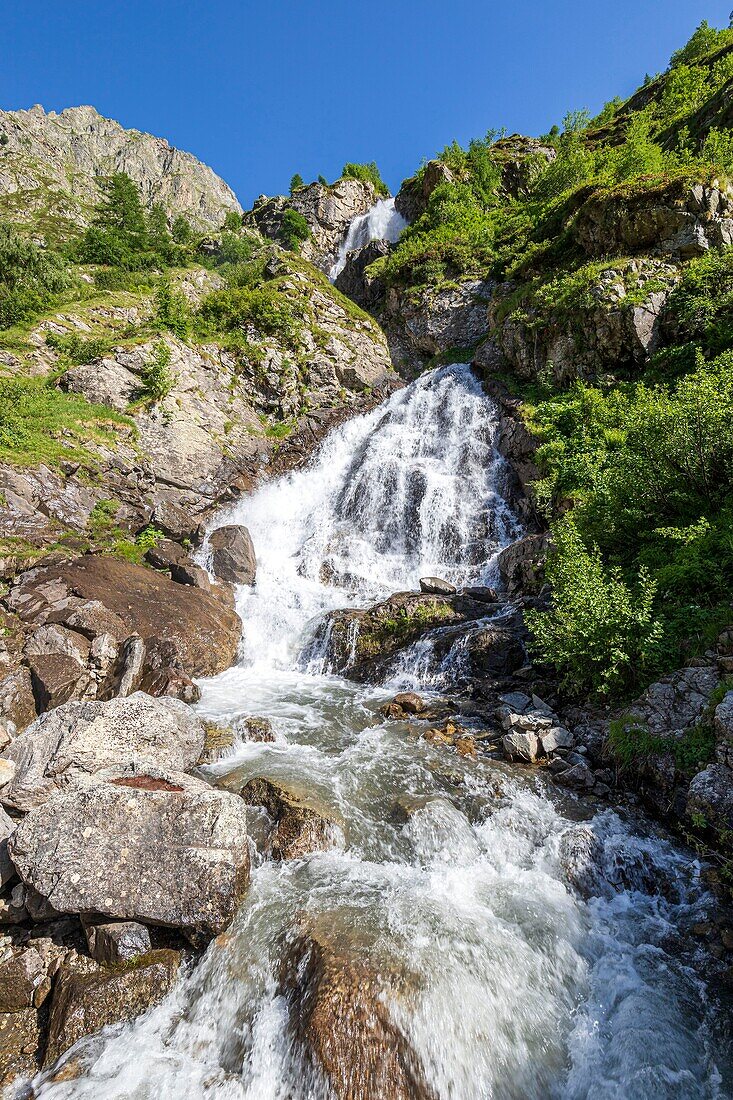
left=140, top=341, right=175, bottom=402
left=154, top=280, right=190, bottom=340
left=0, top=222, right=69, bottom=329
left=278, top=208, right=311, bottom=252
left=289, top=173, right=305, bottom=195
left=526, top=518, right=663, bottom=700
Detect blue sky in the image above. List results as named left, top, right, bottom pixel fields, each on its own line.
left=3, top=1, right=732, bottom=207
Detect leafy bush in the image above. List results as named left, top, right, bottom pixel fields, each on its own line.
left=340, top=162, right=389, bottom=197
left=669, top=20, right=733, bottom=68
left=0, top=222, right=69, bottom=329
left=222, top=211, right=242, bottom=232
left=78, top=173, right=190, bottom=271
left=45, top=332, right=112, bottom=365
left=278, top=208, right=310, bottom=252
left=154, top=281, right=190, bottom=339
left=140, top=341, right=175, bottom=401
left=289, top=173, right=305, bottom=195
left=198, top=283, right=299, bottom=343
left=525, top=519, right=663, bottom=699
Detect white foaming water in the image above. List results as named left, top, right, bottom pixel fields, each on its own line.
left=26, top=366, right=731, bottom=1099
left=329, top=196, right=406, bottom=280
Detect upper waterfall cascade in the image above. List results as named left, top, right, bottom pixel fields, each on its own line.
left=329, top=196, right=406, bottom=280
left=28, top=365, right=731, bottom=1099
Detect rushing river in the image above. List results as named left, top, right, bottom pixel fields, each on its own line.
left=29, top=364, right=732, bottom=1099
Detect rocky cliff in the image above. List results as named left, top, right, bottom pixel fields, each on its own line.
left=0, top=105, right=241, bottom=238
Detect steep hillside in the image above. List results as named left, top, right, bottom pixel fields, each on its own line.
left=0, top=104, right=241, bottom=239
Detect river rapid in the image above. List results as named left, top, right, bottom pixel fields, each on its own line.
left=30, top=364, right=733, bottom=1100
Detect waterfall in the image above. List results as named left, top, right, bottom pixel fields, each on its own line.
left=329, top=196, right=406, bottom=280
left=27, top=366, right=731, bottom=1100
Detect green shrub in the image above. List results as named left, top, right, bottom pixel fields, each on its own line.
left=525, top=518, right=663, bottom=700
left=198, top=283, right=299, bottom=343
left=0, top=222, right=69, bottom=329
left=340, top=162, right=389, bottom=197
left=669, top=20, right=733, bottom=68
left=289, top=173, right=305, bottom=195
left=222, top=211, right=242, bottom=232
left=154, top=281, right=190, bottom=339
left=140, top=341, right=175, bottom=401
left=278, top=208, right=311, bottom=252
left=45, top=332, right=112, bottom=365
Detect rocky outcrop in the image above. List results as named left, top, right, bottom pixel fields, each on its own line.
left=1, top=693, right=206, bottom=812
left=9, top=779, right=251, bottom=938
left=487, top=259, right=679, bottom=385
left=491, top=135, right=557, bottom=198
left=573, top=179, right=733, bottom=260
left=44, top=949, right=181, bottom=1067
left=381, top=280, right=494, bottom=374
left=0, top=554, right=241, bottom=727
left=395, top=160, right=454, bottom=223
left=0, top=104, right=241, bottom=236
left=245, top=179, right=378, bottom=273
left=209, top=525, right=257, bottom=586
left=495, top=534, right=550, bottom=596
left=334, top=239, right=390, bottom=311
left=280, top=911, right=435, bottom=1100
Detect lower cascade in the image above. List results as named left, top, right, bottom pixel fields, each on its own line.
left=30, top=365, right=731, bottom=1098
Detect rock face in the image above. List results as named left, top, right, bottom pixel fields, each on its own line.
left=246, top=178, right=378, bottom=273
left=1, top=692, right=206, bottom=812
left=1, top=554, right=241, bottom=726
left=9, top=780, right=251, bottom=938
left=395, top=160, right=454, bottom=223
left=280, top=912, right=435, bottom=1100
left=334, top=239, right=390, bottom=311
left=496, top=534, right=550, bottom=596
left=488, top=258, right=679, bottom=386
left=382, top=280, right=494, bottom=373
left=209, top=525, right=257, bottom=586
left=44, top=950, right=181, bottom=1067
left=0, top=104, right=241, bottom=236
left=573, top=179, right=733, bottom=260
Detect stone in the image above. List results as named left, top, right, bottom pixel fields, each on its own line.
left=85, top=920, right=152, bottom=965
left=222, top=772, right=344, bottom=861
left=8, top=555, right=242, bottom=680
left=209, top=525, right=257, bottom=586
left=541, top=727, right=574, bottom=754
left=419, top=577, right=456, bottom=596
left=502, top=730, right=540, bottom=763
left=0, top=1007, right=42, bottom=1087
left=554, top=762, right=596, bottom=790
left=464, top=627, right=526, bottom=679
left=0, top=883, right=29, bottom=925
left=44, top=950, right=181, bottom=1068
left=170, top=561, right=211, bottom=591
left=0, top=759, right=15, bottom=791
left=279, top=912, right=435, bottom=1100
left=495, top=534, right=549, bottom=596
left=687, top=764, right=733, bottom=832
left=0, top=667, right=37, bottom=732
left=715, top=691, right=733, bottom=768
left=9, top=781, right=251, bottom=937
left=0, top=948, right=46, bottom=1012
left=144, top=539, right=189, bottom=572
left=24, top=624, right=91, bottom=665
left=235, top=716, right=276, bottom=743
left=392, top=692, right=425, bottom=715
left=0, top=806, right=16, bottom=887
left=462, top=586, right=498, bottom=603
left=498, top=692, right=531, bottom=713
left=27, top=652, right=92, bottom=713
left=2, top=692, right=206, bottom=812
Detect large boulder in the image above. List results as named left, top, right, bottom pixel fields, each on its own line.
left=1, top=692, right=206, bottom=812
left=8, top=780, right=251, bottom=938
left=209, top=525, right=257, bottom=586
left=4, top=555, right=242, bottom=713
left=686, top=764, right=733, bottom=833
left=44, top=950, right=181, bottom=1068
left=280, top=912, right=435, bottom=1100
left=220, top=773, right=344, bottom=860
left=714, top=690, right=733, bottom=768
left=395, top=160, right=454, bottom=223
left=496, top=534, right=549, bottom=596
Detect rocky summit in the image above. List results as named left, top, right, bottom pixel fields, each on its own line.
left=2, top=13, right=733, bottom=1098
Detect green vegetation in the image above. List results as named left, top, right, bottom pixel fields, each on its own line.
left=139, top=341, right=175, bottom=402
left=289, top=173, right=305, bottom=195
left=278, top=208, right=311, bottom=252
left=0, top=222, right=70, bottom=329
left=340, top=161, right=389, bottom=197
left=0, top=376, right=128, bottom=466
left=77, top=173, right=191, bottom=270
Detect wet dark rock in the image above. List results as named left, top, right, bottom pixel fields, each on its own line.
left=419, top=577, right=456, bottom=596
left=393, top=692, right=425, bottom=715
left=464, top=626, right=526, bottom=679
left=209, top=525, right=257, bottom=586
left=554, top=761, right=596, bottom=791
left=222, top=773, right=343, bottom=860
left=0, top=948, right=46, bottom=1012
left=169, top=561, right=211, bottom=590
left=279, top=911, right=436, bottom=1100
left=144, top=539, right=189, bottom=572
left=44, top=949, right=181, bottom=1068
left=462, top=586, right=498, bottom=604
left=334, top=239, right=390, bottom=311
left=495, top=534, right=549, bottom=597
left=235, top=716, right=276, bottom=743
